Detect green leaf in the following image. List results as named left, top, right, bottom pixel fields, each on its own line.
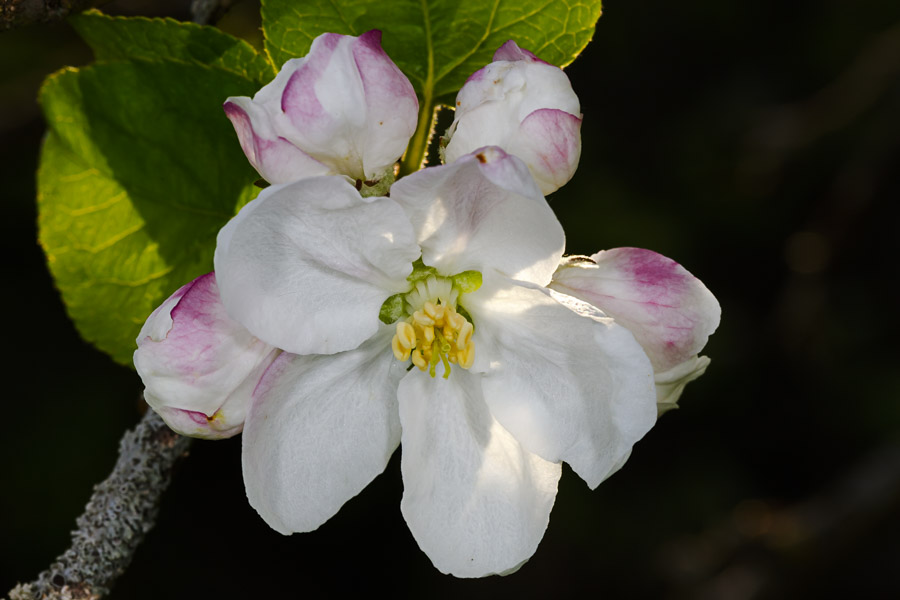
left=38, top=17, right=268, bottom=365
left=261, top=0, right=602, bottom=100
left=70, top=10, right=276, bottom=82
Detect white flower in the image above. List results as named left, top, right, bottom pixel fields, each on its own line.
left=133, top=272, right=278, bottom=439
left=442, top=41, right=582, bottom=195
left=550, top=249, right=721, bottom=413
left=224, top=30, right=418, bottom=185
left=212, top=147, right=657, bottom=576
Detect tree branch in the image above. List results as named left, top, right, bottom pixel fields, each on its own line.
left=7, top=409, right=192, bottom=600
left=0, top=0, right=111, bottom=31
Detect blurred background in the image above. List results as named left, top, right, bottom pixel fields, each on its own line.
left=2, top=0, right=899, bottom=598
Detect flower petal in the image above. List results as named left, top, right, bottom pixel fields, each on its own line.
left=444, top=44, right=581, bottom=194
left=214, top=176, right=419, bottom=355
left=398, top=371, right=561, bottom=577
left=655, top=354, right=711, bottom=415
left=390, top=147, right=564, bottom=286
left=492, top=40, right=548, bottom=64
left=351, top=30, right=419, bottom=177
left=225, top=31, right=417, bottom=182
left=223, top=98, right=330, bottom=184
left=550, top=248, right=721, bottom=372
left=242, top=328, right=404, bottom=534
left=467, top=276, right=657, bottom=488
left=134, top=272, right=277, bottom=439
left=513, top=108, right=582, bottom=195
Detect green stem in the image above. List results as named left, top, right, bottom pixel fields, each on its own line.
left=399, top=95, right=438, bottom=177
left=400, top=0, right=437, bottom=177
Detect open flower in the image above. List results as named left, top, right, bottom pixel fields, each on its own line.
left=224, top=30, right=418, bottom=186
left=442, top=41, right=582, bottom=195
left=133, top=272, right=278, bottom=439
left=550, top=249, right=721, bottom=413
left=213, top=147, right=657, bottom=576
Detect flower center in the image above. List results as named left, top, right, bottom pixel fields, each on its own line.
left=388, top=272, right=479, bottom=379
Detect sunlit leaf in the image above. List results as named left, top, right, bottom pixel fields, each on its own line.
left=261, top=0, right=603, bottom=102
left=38, top=16, right=269, bottom=365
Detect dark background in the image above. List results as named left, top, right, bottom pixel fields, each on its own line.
left=2, top=1, right=899, bottom=598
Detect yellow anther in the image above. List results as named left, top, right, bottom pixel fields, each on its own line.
left=411, top=349, right=428, bottom=370
left=395, top=321, right=416, bottom=350
left=389, top=275, right=477, bottom=378
left=413, top=310, right=434, bottom=327
left=457, top=321, right=473, bottom=349
left=448, top=311, right=466, bottom=331
left=458, top=342, right=475, bottom=369
left=391, top=336, right=411, bottom=361
left=442, top=324, right=455, bottom=341
left=423, top=301, right=445, bottom=322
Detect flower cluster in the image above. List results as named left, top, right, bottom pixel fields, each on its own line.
left=134, top=33, right=720, bottom=577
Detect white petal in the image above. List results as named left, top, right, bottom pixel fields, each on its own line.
left=134, top=272, right=277, bottom=439
left=550, top=249, right=721, bottom=371
left=279, top=34, right=369, bottom=177
left=398, top=371, right=561, bottom=577
left=223, top=98, right=330, bottom=184
left=467, top=277, right=657, bottom=488
left=226, top=31, right=417, bottom=182
left=655, top=355, right=711, bottom=415
left=147, top=348, right=276, bottom=440
left=214, top=176, right=419, bottom=355
left=351, top=30, right=419, bottom=178
left=242, top=328, right=404, bottom=534
left=390, top=147, right=564, bottom=286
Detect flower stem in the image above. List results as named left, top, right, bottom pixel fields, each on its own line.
left=399, top=96, right=440, bottom=177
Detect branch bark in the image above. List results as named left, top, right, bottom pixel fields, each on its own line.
left=0, top=0, right=111, bottom=31
left=7, top=409, right=192, bottom=600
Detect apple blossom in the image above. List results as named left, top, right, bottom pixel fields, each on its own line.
left=133, top=272, right=278, bottom=439
left=224, top=30, right=418, bottom=186
left=212, top=147, right=658, bottom=577
left=550, top=249, right=721, bottom=413
left=442, top=41, right=582, bottom=195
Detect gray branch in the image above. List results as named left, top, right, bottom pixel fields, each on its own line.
left=0, top=0, right=112, bottom=31
left=8, top=409, right=192, bottom=600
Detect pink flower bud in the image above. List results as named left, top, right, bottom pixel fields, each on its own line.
left=134, top=273, right=277, bottom=439
left=224, top=30, right=418, bottom=185
left=443, top=41, right=582, bottom=195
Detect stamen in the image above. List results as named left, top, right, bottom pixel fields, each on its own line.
left=389, top=273, right=477, bottom=379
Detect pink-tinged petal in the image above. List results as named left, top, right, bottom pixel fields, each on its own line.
left=513, top=108, right=582, bottom=195
left=390, top=147, right=564, bottom=286
left=398, top=370, right=561, bottom=577
left=352, top=30, right=419, bottom=177
left=242, top=328, right=403, bottom=534
left=550, top=249, right=721, bottom=372
left=223, top=99, right=330, bottom=184
left=463, top=65, right=489, bottom=84
left=226, top=32, right=417, bottom=182
left=134, top=273, right=278, bottom=439
left=492, top=40, right=549, bottom=65
left=655, top=355, right=711, bottom=415
left=466, top=275, right=657, bottom=489
left=214, top=176, right=419, bottom=355
left=445, top=46, right=580, bottom=194
left=280, top=33, right=366, bottom=175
